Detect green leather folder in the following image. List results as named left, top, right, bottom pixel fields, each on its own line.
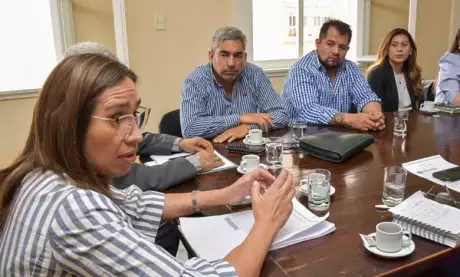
left=299, top=131, right=375, bottom=163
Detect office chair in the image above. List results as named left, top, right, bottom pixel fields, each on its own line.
left=158, top=109, right=182, bottom=137
left=424, top=81, right=435, bottom=102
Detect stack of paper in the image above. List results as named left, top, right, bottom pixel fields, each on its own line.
left=179, top=198, right=336, bottom=260
left=145, top=150, right=237, bottom=175
left=402, top=155, right=460, bottom=193
left=390, top=191, right=460, bottom=247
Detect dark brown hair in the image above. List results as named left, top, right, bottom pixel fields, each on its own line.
left=367, top=28, right=423, bottom=97
left=0, top=53, right=137, bottom=231
left=319, top=19, right=352, bottom=44
left=449, top=28, right=460, bottom=54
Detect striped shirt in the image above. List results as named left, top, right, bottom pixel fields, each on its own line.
left=282, top=50, right=381, bottom=125
left=180, top=63, right=289, bottom=138
left=0, top=170, right=236, bottom=276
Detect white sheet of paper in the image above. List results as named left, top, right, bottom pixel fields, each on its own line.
left=145, top=150, right=237, bottom=174
left=180, top=198, right=335, bottom=260
left=179, top=215, right=247, bottom=260
left=145, top=152, right=190, bottom=166
left=402, top=155, right=460, bottom=192
left=229, top=198, right=328, bottom=244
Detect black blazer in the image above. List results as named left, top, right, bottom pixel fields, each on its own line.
left=367, top=60, right=421, bottom=112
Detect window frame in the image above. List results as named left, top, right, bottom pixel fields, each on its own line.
left=233, top=0, right=419, bottom=75
left=0, top=0, right=71, bottom=99
left=0, top=0, right=129, bottom=99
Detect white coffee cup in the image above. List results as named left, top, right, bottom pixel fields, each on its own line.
left=245, top=129, right=263, bottom=144
left=371, top=222, right=412, bottom=253
left=421, top=101, right=435, bottom=110
left=240, top=155, right=260, bottom=173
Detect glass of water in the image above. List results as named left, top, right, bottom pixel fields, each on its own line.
left=301, top=169, right=331, bottom=211
left=291, top=123, right=308, bottom=148
left=266, top=137, right=283, bottom=166
left=267, top=163, right=283, bottom=177
left=382, top=166, right=407, bottom=207
left=394, top=111, right=409, bottom=138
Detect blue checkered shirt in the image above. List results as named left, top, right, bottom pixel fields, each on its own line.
left=180, top=63, right=289, bottom=138
left=282, top=50, right=381, bottom=125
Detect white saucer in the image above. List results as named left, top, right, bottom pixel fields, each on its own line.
left=420, top=107, right=439, bottom=113
left=243, top=137, right=268, bottom=146
left=364, top=233, right=415, bottom=258
left=299, top=184, right=336, bottom=196
left=237, top=163, right=268, bottom=174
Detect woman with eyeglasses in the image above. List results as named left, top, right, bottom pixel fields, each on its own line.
left=435, top=28, right=460, bottom=105
left=366, top=28, right=424, bottom=112
left=0, top=53, right=295, bottom=276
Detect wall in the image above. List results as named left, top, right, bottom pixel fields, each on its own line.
left=72, top=0, right=116, bottom=53
left=368, top=0, right=410, bottom=55
left=416, top=0, right=452, bottom=79
left=270, top=76, right=285, bottom=93
left=368, top=0, right=452, bottom=79
left=450, top=0, right=460, bottom=47
left=125, top=0, right=233, bottom=132
left=0, top=97, right=36, bottom=167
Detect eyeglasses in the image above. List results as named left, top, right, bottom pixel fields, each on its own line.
left=423, top=185, right=460, bottom=208
left=92, top=106, right=151, bottom=139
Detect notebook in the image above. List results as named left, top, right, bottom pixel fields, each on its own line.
left=145, top=150, right=237, bottom=175
left=179, top=198, right=336, bottom=260
left=435, top=103, right=460, bottom=114
left=389, top=191, right=460, bottom=248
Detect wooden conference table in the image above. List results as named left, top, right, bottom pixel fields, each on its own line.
left=165, top=111, right=460, bottom=277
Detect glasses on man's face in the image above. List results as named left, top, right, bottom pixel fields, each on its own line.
left=92, top=106, right=151, bottom=139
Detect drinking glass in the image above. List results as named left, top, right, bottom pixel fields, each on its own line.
left=301, top=169, right=331, bottom=211
left=382, top=166, right=407, bottom=207
left=394, top=111, right=409, bottom=138
left=291, top=123, right=308, bottom=148
left=266, top=137, right=283, bottom=166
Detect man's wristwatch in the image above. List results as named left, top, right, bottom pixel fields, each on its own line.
left=334, top=113, right=344, bottom=124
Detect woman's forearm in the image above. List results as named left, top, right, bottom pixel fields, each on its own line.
left=224, top=222, right=278, bottom=277
left=161, top=189, right=229, bottom=221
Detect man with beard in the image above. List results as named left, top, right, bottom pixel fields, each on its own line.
left=181, top=27, right=289, bottom=142
left=282, top=19, right=385, bottom=132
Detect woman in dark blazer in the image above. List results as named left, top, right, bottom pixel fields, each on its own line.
left=366, top=28, right=424, bottom=112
